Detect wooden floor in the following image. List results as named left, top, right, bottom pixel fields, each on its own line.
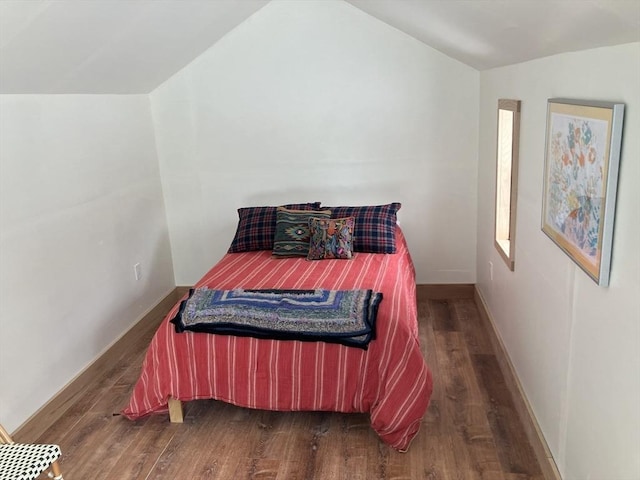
left=27, top=295, right=545, bottom=479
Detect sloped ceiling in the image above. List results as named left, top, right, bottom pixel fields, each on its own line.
left=348, top=0, right=640, bottom=70
left=0, top=0, right=638, bottom=94
left=0, top=0, right=270, bottom=94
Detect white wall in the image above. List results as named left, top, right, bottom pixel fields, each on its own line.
left=0, top=95, right=175, bottom=433
left=151, top=0, right=479, bottom=285
left=477, top=43, right=640, bottom=479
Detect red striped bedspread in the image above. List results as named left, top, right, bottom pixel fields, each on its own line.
left=122, top=228, right=433, bottom=452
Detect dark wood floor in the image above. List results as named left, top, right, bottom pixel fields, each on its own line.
left=28, top=295, right=545, bottom=479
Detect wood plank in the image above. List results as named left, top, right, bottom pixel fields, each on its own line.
left=453, top=298, right=495, bottom=355
left=417, top=284, right=475, bottom=301
left=54, top=412, right=140, bottom=477
left=434, top=331, right=505, bottom=480
left=148, top=400, right=237, bottom=478
left=102, top=415, right=177, bottom=479
left=429, top=299, right=458, bottom=331
left=473, top=354, right=542, bottom=477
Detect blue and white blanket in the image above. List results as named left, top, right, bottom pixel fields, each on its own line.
left=170, top=288, right=383, bottom=349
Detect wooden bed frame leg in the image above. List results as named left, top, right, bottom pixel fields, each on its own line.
left=168, top=397, right=184, bottom=423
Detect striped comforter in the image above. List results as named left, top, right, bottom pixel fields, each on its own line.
left=122, top=227, right=433, bottom=452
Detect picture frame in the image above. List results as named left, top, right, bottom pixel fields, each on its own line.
left=541, top=98, right=624, bottom=287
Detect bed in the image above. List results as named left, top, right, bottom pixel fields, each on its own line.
left=123, top=203, right=433, bottom=452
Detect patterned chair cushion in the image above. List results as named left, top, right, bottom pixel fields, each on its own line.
left=0, top=443, right=61, bottom=480
left=307, top=217, right=355, bottom=260
left=325, top=203, right=401, bottom=253
left=272, top=207, right=332, bottom=257
left=228, top=202, right=322, bottom=253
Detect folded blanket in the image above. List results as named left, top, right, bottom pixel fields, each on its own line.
left=170, top=288, right=383, bottom=349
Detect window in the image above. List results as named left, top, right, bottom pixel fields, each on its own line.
left=494, top=99, right=521, bottom=270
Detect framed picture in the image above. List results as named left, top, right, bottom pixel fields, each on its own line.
left=541, top=98, right=625, bottom=286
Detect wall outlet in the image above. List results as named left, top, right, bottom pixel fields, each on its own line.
left=489, top=261, right=494, bottom=281
left=134, top=262, right=142, bottom=281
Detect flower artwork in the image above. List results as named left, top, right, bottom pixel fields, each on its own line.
left=542, top=99, right=624, bottom=286
left=545, top=114, right=608, bottom=261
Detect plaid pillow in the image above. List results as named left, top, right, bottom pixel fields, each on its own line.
left=228, top=202, right=322, bottom=253
left=326, top=203, right=401, bottom=253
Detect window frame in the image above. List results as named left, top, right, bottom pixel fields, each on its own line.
left=494, top=99, right=521, bottom=271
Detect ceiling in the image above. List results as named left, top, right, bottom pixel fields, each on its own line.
left=0, top=0, right=269, bottom=94
left=350, top=0, right=640, bottom=70
left=1, top=0, right=638, bottom=94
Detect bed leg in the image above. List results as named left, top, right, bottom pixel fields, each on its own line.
left=168, top=397, right=184, bottom=423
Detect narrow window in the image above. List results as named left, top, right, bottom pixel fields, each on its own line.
left=494, top=99, right=521, bottom=270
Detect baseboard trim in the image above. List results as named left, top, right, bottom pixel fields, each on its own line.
left=416, top=283, right=475, bottom=300
left=13, top=287, right=189, bottom=442
left=473, top=287, right=562, bottom=480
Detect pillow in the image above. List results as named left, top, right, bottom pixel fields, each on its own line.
left=326, top=202, right=401, bottom=253
left=307, top=217, right=355, bottom=260
left=272, top=207, right=332, bottom=257
left=228, top=202, right=322, bottom=253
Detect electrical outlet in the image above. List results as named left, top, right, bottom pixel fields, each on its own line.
left=489, top=261, right=494, bottom=281
left=134, top=263, right=142, bottom=281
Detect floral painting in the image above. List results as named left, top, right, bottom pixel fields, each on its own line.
left=544, top=113, right=608, bottom=263
left=542, top=99, right=624, bottom=287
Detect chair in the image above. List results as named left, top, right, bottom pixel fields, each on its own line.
left=0, top=423, right=63, bottom=480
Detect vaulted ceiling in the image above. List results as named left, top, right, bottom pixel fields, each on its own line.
left=1, top=0, right=638, bottom=94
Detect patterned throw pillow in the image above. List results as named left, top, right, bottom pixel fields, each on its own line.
left=307, top=217, right=355, bottom=260
left=325, top=203, right=401, bottom=253
left=272, top=207, right=332, bottom=257
left=228, top=202, right=322, bottom=253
